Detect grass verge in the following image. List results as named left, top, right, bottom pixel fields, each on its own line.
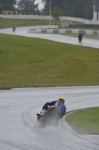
left=0, top=34, right=99, bottom=89
left=0, top=18, right=56, bottom=28
left=66, top=107, right=99, bottom=134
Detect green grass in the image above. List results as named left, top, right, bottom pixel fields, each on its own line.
left=0, top=34, right=99, bottom=89
left=0, top=18, right=57, bottom=28
left=66, top=107, right=99, bottom=134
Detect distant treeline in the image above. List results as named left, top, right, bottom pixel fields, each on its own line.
left=0, top=0, right=93, bottom=19
left=42, top=0, right=93, bottom=19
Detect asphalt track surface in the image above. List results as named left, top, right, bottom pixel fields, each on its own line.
left=0, top=26, right=99, bottom=49
left=0, top=26, right=99, bottom=150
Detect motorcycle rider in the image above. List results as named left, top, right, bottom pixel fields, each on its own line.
left=37, top=97, right=66, bottom=118
left=12, top=26, right=16, bottom=32
left=78, top=33, right=83, bottom=43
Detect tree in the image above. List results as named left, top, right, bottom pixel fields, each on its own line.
left=42, top=0, right=93, bottom=20
left=42, top=0, right=63, bottom=15
left=17, top=0, right=40, bottom=15
left=52, top=5, right=62, bottom=19
left=51, top=5, right=62, bottom=26
left=0, top=0, right=16, bottom=13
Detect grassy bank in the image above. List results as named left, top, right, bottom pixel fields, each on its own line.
left=0, top=34, right=99, bottom=89
left=66, top=107, right=99, bottom=134
left=0, top=18, right=56, bottom=28
left=0, top=18, right=83, bottom=29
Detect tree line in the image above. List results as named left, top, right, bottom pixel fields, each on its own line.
left=42, top=0, right=93, bottom=19
left=0, top=0, right=93, bottom=19
left=0, top=0, right=40, bottom=15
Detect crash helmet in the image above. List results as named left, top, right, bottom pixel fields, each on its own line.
left=58, top=97, right=65, bottom=103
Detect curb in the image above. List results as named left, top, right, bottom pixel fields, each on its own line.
left=28, top=29, right=99, bottom=35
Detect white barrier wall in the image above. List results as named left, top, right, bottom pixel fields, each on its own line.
left=0, top=14, right=99, bottom=24
left=0, top=14, right=54, bottom=20
left=28, top=29, right=99, bottom=35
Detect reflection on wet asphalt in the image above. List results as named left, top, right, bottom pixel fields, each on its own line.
left=0, top=87, right=99, bottom=150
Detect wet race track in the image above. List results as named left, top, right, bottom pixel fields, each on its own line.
left=0, top=26, right=99, bottom=49
left=0, top=26, right=99, bottom=150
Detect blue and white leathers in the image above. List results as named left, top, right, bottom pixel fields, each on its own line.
left=56, top=101, right=66, bottom=118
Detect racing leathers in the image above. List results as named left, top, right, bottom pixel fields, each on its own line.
left=41, top=100, right=66, bottom=118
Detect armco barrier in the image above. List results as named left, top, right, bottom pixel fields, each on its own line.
left=28, top=29, right=99, bottom=35
left=93, top=31, right=98, bottom=35
left=65, top=30, right=72, bottom=34
left=41, top=30, right=47, bottom=33
left=79, top=30, right=86, bottom=34
left=53, top=30, right=59, bottom=34
left=68, top=24, right=99, bottom=28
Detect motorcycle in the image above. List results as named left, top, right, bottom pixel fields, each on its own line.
left=36, top=106, right=61, bottom=128
left=12, top=26, right=16, bottom=33
left=78, top=33, right=83, bottom=43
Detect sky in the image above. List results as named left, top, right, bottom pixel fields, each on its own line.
left=16, top=0, right=44, bottom=10
left=36, top=0, right=44, bottom=10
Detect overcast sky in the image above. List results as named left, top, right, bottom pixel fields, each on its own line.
left=36, top=0, right=44, bottom=10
